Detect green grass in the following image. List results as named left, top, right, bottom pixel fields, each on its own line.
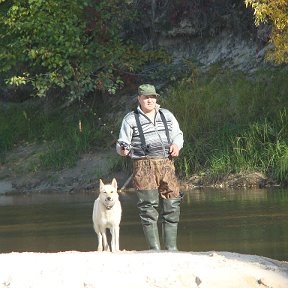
left=1, top=67, right=288, bottom=185
left=0, top=98, right=115, bottom=169
left=160, top=67, right=288, bottom=184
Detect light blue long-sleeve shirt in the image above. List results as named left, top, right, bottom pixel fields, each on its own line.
left=116, top=104, right=184, bottom=159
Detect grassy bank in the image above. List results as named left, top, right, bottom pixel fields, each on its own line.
left=0, top=98, right=113, bottom=170
left=161, top=67, right=288, bottom=184
left=1, top=68, right=288, bottom=185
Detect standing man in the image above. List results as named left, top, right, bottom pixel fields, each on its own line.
left=116, top=84, right=184, bottom=251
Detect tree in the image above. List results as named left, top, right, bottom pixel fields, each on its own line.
left=0, top=0, right=166, bottom=99
left=245, top=0, right=288, bottom=64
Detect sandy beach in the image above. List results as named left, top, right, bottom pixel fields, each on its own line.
left=0, top=250, right=288, bottom=288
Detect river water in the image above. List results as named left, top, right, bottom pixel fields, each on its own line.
left=0, top=187, right=287, bottom=261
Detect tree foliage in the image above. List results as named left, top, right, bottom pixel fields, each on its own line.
left=245, top=0, right=288, bottom=64
left=0, top=0, right=167, bottom=99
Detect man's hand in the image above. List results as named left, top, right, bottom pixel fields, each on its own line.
left=120, top=148, right=130, bottom=156
left=169, top=144, right=180, bottom=157
left=117, top=141, right=130, bottom=156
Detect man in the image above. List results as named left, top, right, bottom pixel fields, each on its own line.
left=116, top=84, right=184, bottom=251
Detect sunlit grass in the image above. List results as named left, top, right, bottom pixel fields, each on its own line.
left=1, top=67, right=288, bottom=184
left=0, top=99, right=112, bottom=169
left=161, top=67, right=288, bottom=184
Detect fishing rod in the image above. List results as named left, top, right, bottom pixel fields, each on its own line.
left=78, top=97, right=118, bottom=142
left=78, top=97, right=136, bottom=151
left=78, top=97, right=133, bottom=190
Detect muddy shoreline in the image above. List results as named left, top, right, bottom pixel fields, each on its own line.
left=0, top=145, right=280, bottom=196
left=0, top=170, right=277, bottom=196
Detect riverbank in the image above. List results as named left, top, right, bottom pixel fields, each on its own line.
left=0, top=250, right=288, bottom=288
left=0, top=143, right=277, bottom=195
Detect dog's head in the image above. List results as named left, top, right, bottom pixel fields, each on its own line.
left=99, top=178, right=119, bottom=209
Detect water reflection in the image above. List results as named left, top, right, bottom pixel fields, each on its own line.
left=0, top=188, right=287, bottom=261
left=179, top=188, right=288, bottom=261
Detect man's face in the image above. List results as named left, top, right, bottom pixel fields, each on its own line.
left=138, top=95, right=157, bottom=113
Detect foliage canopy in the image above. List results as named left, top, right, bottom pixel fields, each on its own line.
left=245, top=0, right=288, bottom=64
left=0, top=0, right=166, bottom=99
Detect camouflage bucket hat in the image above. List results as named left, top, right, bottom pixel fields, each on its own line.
left=138, top=84, right=159, bottom=97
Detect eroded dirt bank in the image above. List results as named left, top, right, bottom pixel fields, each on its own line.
left=0, top=143, right=276, bottom=195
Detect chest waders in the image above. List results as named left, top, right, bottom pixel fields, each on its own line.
left=134, top=110, right=182, bottom=251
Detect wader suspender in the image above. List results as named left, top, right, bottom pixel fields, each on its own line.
left=134, top=109, right=171, bottom=155
left=159, top=111, right=171, bottom=145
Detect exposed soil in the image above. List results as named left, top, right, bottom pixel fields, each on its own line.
left=0, top=143, right=126, bottom=195
left=0, top=143, right=275, bottom=195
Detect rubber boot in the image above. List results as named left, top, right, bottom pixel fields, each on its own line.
left=136, top=189, right=161, bottom=250
left=161, top=194, right=182, bottom=251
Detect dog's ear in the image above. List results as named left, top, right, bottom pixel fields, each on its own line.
left=99, top=179, right=104, bottom=191
left=111, top=178, right=117, bottom=190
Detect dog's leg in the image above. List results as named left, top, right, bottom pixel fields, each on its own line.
left=110, top=228, right=115, bottom=252
left=94, top=223, right=104, bottom=252
left=111, top=226, right=120, bottom=252
left=97, top=232, right=103, bottom=252
left=101, top=229, right=110, bottom=252
left=115, top=226, right=120, bottom=252
left=115, top=225, right=120, bottom=252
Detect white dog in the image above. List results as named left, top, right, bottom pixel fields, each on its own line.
left=92, top=178, right=122, bottom=252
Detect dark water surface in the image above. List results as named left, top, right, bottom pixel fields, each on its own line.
left=0, top=188, right=287, bottom=261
